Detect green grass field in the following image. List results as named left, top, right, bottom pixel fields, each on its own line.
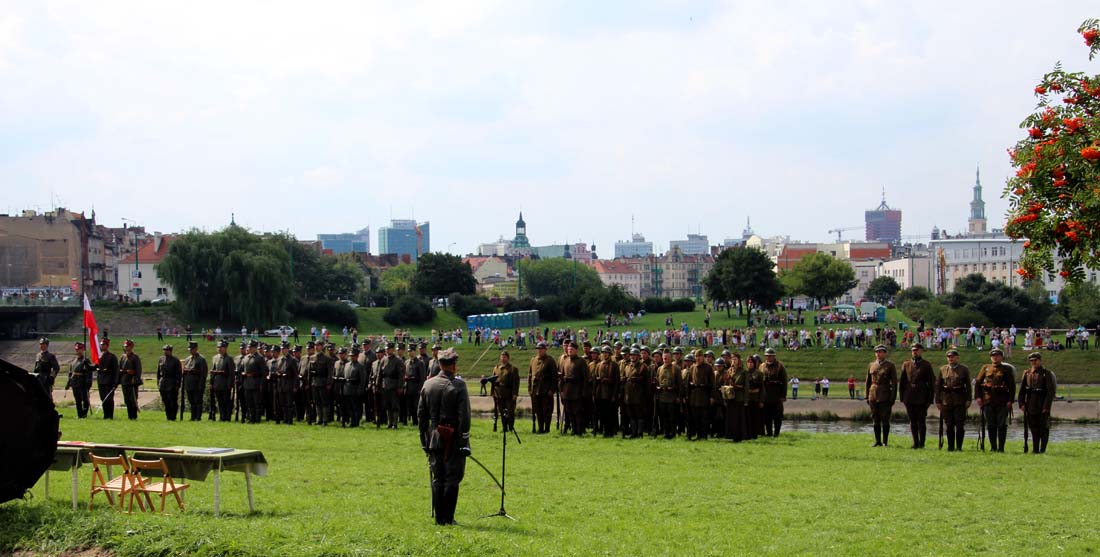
left=6, top=408, right=1099, bottom=556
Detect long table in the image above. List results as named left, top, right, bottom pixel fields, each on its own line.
left=47, top=443, right=267, bottom=516
left=131, top=446, right=267, bottom=516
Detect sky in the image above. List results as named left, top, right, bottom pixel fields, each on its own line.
left=2, top=1, right=1097, bottom=255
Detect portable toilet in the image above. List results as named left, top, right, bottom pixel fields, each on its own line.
left=876, top=306, right=887, bottom=322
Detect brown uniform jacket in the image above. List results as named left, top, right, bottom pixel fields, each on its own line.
left=865, top=359, right=897, bottom=404
left=934, top=363, right=972, bottom=406
left=975, top=363, right=1016, bottom=406
left=654, top=363, right=681, bottom=403
left=492, top=362, right=520, bottom=400
left=761, top=360, right=787, bottom=403
left=621, top=360, right=647, bottom=405
left=592, top=358, right=620, bottom=400
left=527, top=354, right=558, bottom=396
left=687, top=362, right=715, bottom=407
left=1018, top=365, right=1056, bottom=414
left=558, top=355, right=588, bottom=402
left=899, top=357, right=934, bottom=406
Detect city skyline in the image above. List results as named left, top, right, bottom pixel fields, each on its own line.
left=3, top=3, right=1095, bottom=255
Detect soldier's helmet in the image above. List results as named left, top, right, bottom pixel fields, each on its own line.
left=873, top=344, right=887, bottom=352
left=990, top=348, right=1004, bottom=356
left=162, top=344, right=173, bottom=351
left=715, top=357, right=726, bottom=367
left=600, top=346, right=612, bottom=354
left=630, top=348, right=640, bottom=355
left=39, top=337, right=50, bottom=345
left=764, top=348, right=777, bottom=356
left=684, top=353, right=695, bottom=362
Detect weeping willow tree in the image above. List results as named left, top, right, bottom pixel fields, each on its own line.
left=157, top=225, right=293, bottom=327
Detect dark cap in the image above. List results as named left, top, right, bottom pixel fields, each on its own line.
left=162, top=344, right=173, bottom=351
left=217, top=340, right=229, bottom=348
left=873, top=344, right=887, bottom=352
left=188, top=341, right=199, bottom=349
left=361, top=339, right=371, bottom=345
left=337, top=347, right=348, bottom=354
left=292, top=345, right=302, bottom=353
left=326, top=343, right=336, bottom=350
left=376, top=347, right=386, bottom=354
left=600, top=346, right=612, bottom=353
left=386, top=342, right=395, bottom=349
left=351, top=346, right=360, bottom=354
left=100, top=338, right=111, bottom=345
left=910, top=343, right=922, bottom=351
left=123, top=339, right=135, bottom=347
left=613, top=342, right=623, bottom=348
left=536, top=341, right=547, bottom=349
left=640, top=345, right=650, bottom=352
left=946, top=349, right=959, bottom=357
left=1028, top=352, right=1042, bottom=360
left=764, top=348, right=776, bottom=356
left=39, top=337, right=50, bottom=345
left=438, top=347, right=458, bottom=363
left=248, top=340, right=258, bottom=347
left=307, top=341, right=316, bottom=348
left=239, top=341, right=248, bottom=349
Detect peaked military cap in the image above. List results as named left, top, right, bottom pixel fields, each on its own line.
left=162, top=344, right=173, bottom=351
left=188, top=341, right=199, bottom=349
left=873, top=344, right=887, bottom=352
left=1027, top=352, right=1042, bottom=360
left=946, top=349, right=959, bottom=357
left=990, top=348, right=1004, bottom=356
left=217, top=340, right=229, bottom=348
left=39, top=337, right=50, bottom=345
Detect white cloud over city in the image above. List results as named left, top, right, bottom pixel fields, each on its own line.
left=1, top=1, right=1096, bottom=253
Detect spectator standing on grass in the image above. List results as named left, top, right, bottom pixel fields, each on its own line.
left=848, top=375, right=856, bottom=399
left=790, top=377, right=799, bottom=399
left=814, top=378, right=821, bottom=399
left=822, top=377, right=830, bottom=398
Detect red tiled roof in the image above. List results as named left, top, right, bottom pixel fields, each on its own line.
left=592, top=260, right=640, bottom=275
left=119, top=235, right=174, bottom=265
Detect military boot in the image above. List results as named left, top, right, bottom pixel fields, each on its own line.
left=872, top=424, right=882, bottom=447
left=882, top=425, right=889, bottom=446
left=997, top=426, right=1008, bottom=452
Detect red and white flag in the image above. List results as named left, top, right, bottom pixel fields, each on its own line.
left=83, top=294, right=101, bottom=365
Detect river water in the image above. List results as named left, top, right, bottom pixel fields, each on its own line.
left=785, top=420, right=1100, bottom=442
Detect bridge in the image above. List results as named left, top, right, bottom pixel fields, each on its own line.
left=0, top=298, right=80, bottom=340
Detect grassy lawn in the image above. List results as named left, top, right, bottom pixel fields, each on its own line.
left=5, top=407, right=1098, bottom=556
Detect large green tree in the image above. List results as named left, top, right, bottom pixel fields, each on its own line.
left=781, top=253, right=857, bottom=306
left=380, top=264, right=416, bottom=297
left=265, top=235, right=364, bottom=299
left=157, top=226, right=292, bottom=327
left=864, top=276, right=901, bottom=304
left=702, top=247, right=783, bottom=322
left=412, top=252, right=476, bottom=297
left=1004, top=19, right=1100, bottom=281
left=1058, top=281, right=1100, bottom=325
left=520, top=257, right=602, bottom=298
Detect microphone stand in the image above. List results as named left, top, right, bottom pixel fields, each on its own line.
left=482, top=407, right=520, bottom=521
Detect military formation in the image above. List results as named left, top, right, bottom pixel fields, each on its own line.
left=48, top=334, right=1060, bottom=453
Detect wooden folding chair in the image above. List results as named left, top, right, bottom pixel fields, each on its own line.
left=88, top=453, right=143, bottom=512
left=129, top=457, right=190, bottom=513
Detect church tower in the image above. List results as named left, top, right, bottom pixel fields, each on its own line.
left=512, top=212, right=530, bottom=249
left=968, top=166, right=987, bottom=235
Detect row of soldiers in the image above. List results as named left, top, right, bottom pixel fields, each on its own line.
left=866, top=344, right=1057, bottom=452
left=495, top=340, right=790, bottom=441
left=45, top=337, right=143, bottom=420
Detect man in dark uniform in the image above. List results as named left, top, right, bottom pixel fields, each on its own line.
left=297, top=342, right=315, bottom=422
left=119, top=339, right=143, bottom=420
left=687, top=349, right=715, bottom=440
left=592, top=346, right=620, bottom=437
left=866, top=344, right=897, bottom=447
left=370, top=346, right=386, bottom=427
left=182, top=341, right=209, bottom=421
left=343, top=346, right=366, bottom=427
left=95, top=338, right=119, bottom=419
left=417, top=347, right=471, bottom=526
left=1018, top=352, right=1056, bottom=453
left=427, top=344, right=443, bottom=378
left=209, top=340, right=235, bottom=422
left=234, top=342, right=249, bottom=422
left=68, top=342, right=93, bottom=418
left=279, top=345, right=300, bottom=425
left=268, top=344, right=288, bottom=423
left=33, top=338, right=60, bottom=400
left=359, top=339, right=377, bottom=423
left=558, top=341, right=589, bottom=436
left=640, top=346, right=656, bottom=436
left=379, top=342, right=403, bottom=429
left=900, top=343, right=934, bottom=448
left=760, top=348, right=788, bottom=437
left=934, top=349, right=971, bottom=451
left=332, top=348, right=349, bottom=425
left=654, top=349, right=681, bottom=439
left=621, top=348, right=647, bottom=438
left=492, top=351, right=521, bottom=432
left=975, top=348, right=1016, bottom=452
left=402, top=345, right=427, bottom=426
left=156, top=344, right=183, bottom=420
left=241, top=341, right=266, bottom=423
left=527, top=341, right=558, bottom=434
left=308, top=343, right=333, bottom=426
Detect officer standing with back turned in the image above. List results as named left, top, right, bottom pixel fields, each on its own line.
left=418, top=348, right=470, bottom=526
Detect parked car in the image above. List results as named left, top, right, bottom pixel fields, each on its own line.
left=339, top=299, right=360, bottom=308
left=150, top=297, right=169, bottom=305
left=263, top=325, right=296, bottom=337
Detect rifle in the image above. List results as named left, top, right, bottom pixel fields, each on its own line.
left=938, top=411, right=944, bottom=450
left=531, top=395, right=537, bottom=434
left=978, top=406, right=986, bottom=452
left=429, top=462, right=435, bottom=518
left=555, top=391, right=562, bottom=432
left=179, top=377, right=187, bottom=422
left=1023, top=407, right=1030, bottom=454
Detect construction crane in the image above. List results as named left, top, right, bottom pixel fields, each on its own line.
left=827, top=226, right=863, bottom=241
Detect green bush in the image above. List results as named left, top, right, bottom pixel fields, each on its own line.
left=643, top=297, right=696, bottom=313
left=449, top=293, right=497, bottom=319
left=290, top=299, right=358, bottom=328
left=383, top=296, right=436, bottom=326
left=502, top=296, right=537, bottom=313
left=535, top=295, right=563, bottom=322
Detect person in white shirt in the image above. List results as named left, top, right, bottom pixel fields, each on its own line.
left=790, top=377, right=800, bottom=399
left=821, top=377, right=830, bottom=398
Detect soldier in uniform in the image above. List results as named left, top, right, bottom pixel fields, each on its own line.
left=760, top=348, right=788, bottom=437
left=344, top=346, right=366, bottom=427
left=209, top=340, right=236, bottom=422
left=297, top=342, right=315, bottom=422
left=654, top=349, right=681, bottom=439
left=581, top=342, right=598, bottom=434
left=558, top=341, right=589, bottom=436
left=866, top=345, right=897, bottom=447
left=899, top=343, right=934, bottom=448
left=307, top=344, right=333, bottom=425
left=640, top=346, right=656, bottom=436
left=119, top=339, right=143, bottom=420
left=721, top=354, right=749, bottom=441
left=370, top=346, right=386, bottom=427
left=156, top=344, right=183, bottom=420
left=417, top=348, right=471, bottom=526
left=33, top=338, right=60, bottom=401
left=1018, top=352, right=1055, bottom=453
left=241, top=341, right=266, bottom=423
left=402, top=344, right=427, bottom=426
left=620, top=348, right=647, bottom=438
left=234, top=342, right=249, bottom=422
left=592, top=346, right=620, bottom=437
left=68, top=342, right=93, bottom=418
left=974, top=348, right=1016, bottom=452
left=182, top=341, right=209, bottom=421
left=95, top=338, right=119, bottom=419
left=745, top=355, right=764, bottom=439
left=492, top=351, right=521, bottom=432
left=687, top=349, right=715, bottom=440
left=934, top=349, right=971, bottom=451
left=427, top=344, right=443, bottom=378
left=527, top=341, right=558, bottom=434
left=379, top=342, right=403, bottom=429
left=333, top=348, right=349, bottom=426
left=359, top=339, right=377, bottom=422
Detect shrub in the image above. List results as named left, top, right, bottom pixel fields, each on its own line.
left=535, top=296, right=564, bottom=322
left=502, top=296, right=537, bottom=313
left=448, top=293, right=497, bottom=319
left=383, top=296, right=436, bottom=326
left=293, top=299, right=358, bottom=328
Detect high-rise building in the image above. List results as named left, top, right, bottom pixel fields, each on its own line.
left=614, top=233, right=653, bottom=258
left=865, top=190, right=902, bottom=243
left=669, top=234, right=709, bottom=256
left=378, top=220, right=430, bottom=262
left=968, top=167, right=987, bottom=235
left=317, top=227, right=370, bottom=254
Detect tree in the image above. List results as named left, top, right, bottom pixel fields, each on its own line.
left=412, top=252, right=476, bottom=297
left=780, top=253, right=857, bottom=306
left=1059, top=281, right=1100, bottom=325
left=380, top=264, right=416, bottom=297
left=864, top=276, right=901, bottom=304
left=702, top=247, right=783, bottom=324
left=157, top=226, right=293, bottom=327
left=1004, top=19, right=1100, bottom=282
left=520, top=258, right=602, bottom=298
